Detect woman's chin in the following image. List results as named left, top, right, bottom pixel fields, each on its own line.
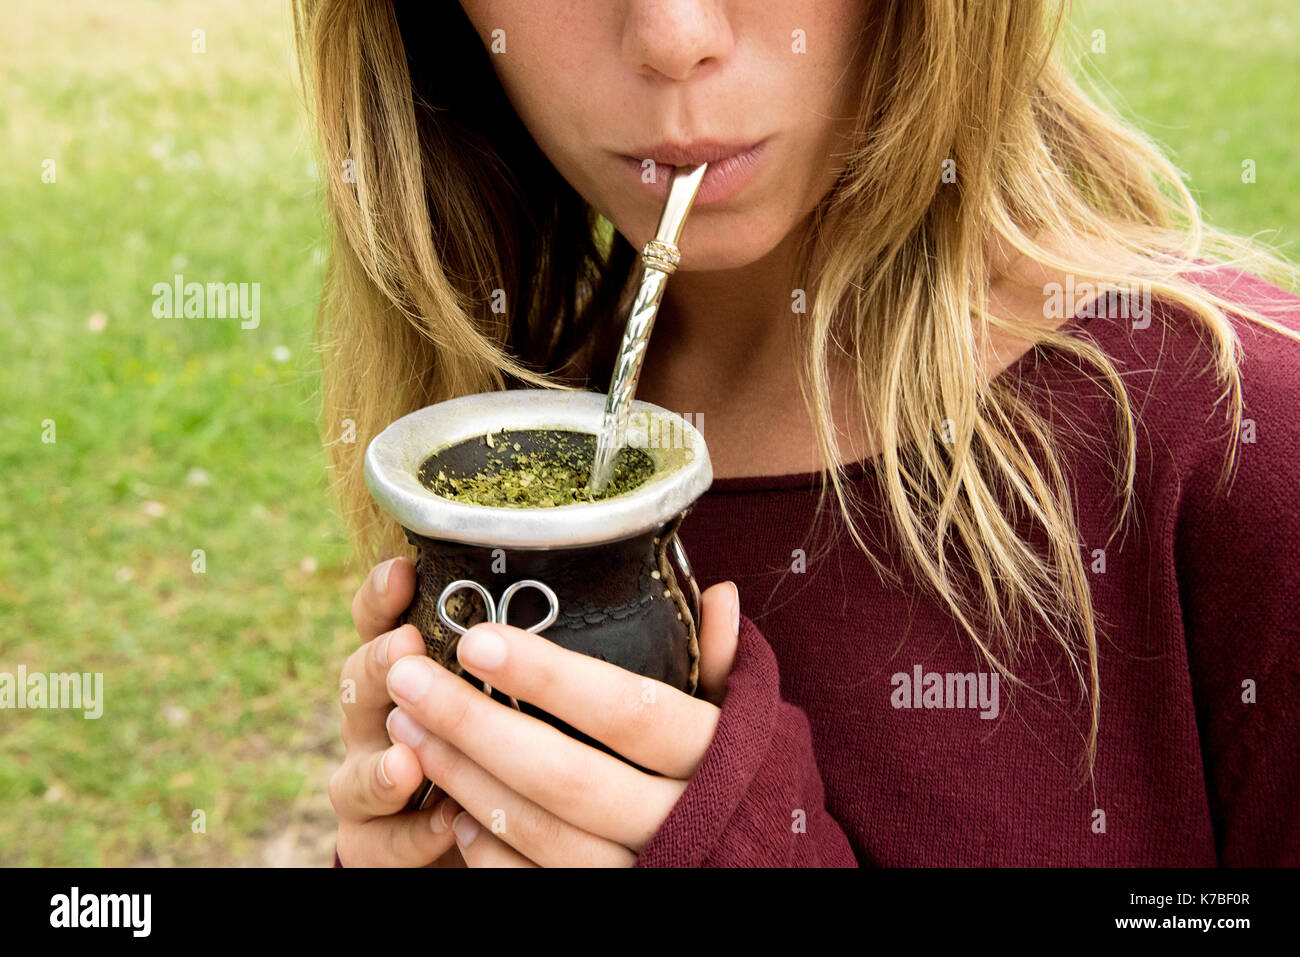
left=614, top=218, right=792, bottom=274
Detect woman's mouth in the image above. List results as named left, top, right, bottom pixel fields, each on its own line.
left=616, top=139, right=768, bottom=206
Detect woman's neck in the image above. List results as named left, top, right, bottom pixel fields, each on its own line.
left=634, top=227, right=870, bottom=479
left=633, top=230, right=1083, bottom=480
left=641, top=226, right=806, bottom=395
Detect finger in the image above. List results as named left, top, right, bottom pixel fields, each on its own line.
left=697, top=581, right=740, bottom=706
left=424, top=800, right=468, bottom=868
left=451, top=621, right=720, bottom=778
left=329, top=742, right=425, bottom=823
left=335, top=799, right=460, bottom=868
left=339, top=623, right=426, bottom=747
left=386, top=656, right=685, bottom=849
left=387, top=709, right=636, bottom=866
left=351, top=557, right=416, bottom=642
left=450, top=811, right=539, bottom=868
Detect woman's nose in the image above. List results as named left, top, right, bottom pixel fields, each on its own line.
left=621, top=0, right=735, bottom=82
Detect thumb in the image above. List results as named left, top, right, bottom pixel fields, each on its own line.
left=696, top=581, right=740, bottom=706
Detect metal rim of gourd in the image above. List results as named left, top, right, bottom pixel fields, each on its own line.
left=364, top=390, right=713, bottom=549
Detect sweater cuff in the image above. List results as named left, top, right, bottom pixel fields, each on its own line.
left=634, top=615, right=857, bottom=867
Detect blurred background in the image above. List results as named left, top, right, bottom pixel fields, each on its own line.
left=1, top=0, right=1296, bottom=865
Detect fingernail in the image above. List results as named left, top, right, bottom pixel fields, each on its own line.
left=378, top=749, right=394, bottom=788
left=386, top=707, right=427, bottom=748
left=458, top=624, right=508, bottom=671
left=388, top=656, right=433, bottom=702
left=378, top=630, right=395, bottom=666
left=452, top=811, right=480, bottom=847
left=374, top=558, right=397, bottom=596
left=430, top=799, right=454, bottom=834
left=728, top=581, right=740, bottom=636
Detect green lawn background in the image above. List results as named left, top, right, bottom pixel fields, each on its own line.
left=0, top=0, right=1295, bottom=865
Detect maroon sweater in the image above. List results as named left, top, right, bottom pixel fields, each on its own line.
left=336, top=268, right=1299, bottom=868
left=634, top=268, right=1300, bottom=867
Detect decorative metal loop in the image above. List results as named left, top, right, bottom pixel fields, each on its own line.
left=436, top=578, right=560, bottom=712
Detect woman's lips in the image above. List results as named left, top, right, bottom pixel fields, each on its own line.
left=617, top=140, right=768, bottom=206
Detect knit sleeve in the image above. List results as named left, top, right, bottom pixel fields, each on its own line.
left=634, top=614, right=859, bottom=867
left=1173, top=308, right=1300, bottom=866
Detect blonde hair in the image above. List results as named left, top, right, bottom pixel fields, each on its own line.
left=293, top=0, right=1298, bottom=776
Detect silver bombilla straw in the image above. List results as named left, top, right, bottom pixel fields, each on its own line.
left=588, top=162, right=708, bottom=494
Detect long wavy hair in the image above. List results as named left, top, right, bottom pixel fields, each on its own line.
left=292, top=0, right=1298, bottom=775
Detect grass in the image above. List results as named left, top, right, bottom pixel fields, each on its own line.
left=1068, top=0, right=1299, bottom=243
left=0, top=0, right=1296, bottom=865
left=0, top=0, right=350, bottom=865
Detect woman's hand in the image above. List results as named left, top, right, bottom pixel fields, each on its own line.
left=330, top=557, right=467, bottom=867
left=383, top=581, right=741, bottom=867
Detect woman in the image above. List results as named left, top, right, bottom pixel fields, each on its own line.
left=298, top=0, right=1300, bottom=866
